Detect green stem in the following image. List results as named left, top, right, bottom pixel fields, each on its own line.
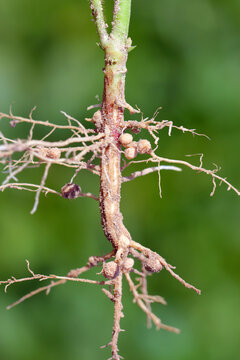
left=112, top=0, right=131, bottom=43
left=90, top=0, right=109, bottom=48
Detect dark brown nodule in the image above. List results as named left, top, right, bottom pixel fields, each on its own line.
left=144, top=254, right=163, bottom=273
left=61, top=183, right=81, bottom=199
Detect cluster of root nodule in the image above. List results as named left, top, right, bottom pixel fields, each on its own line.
left=119, top=133, right=152, bottom=160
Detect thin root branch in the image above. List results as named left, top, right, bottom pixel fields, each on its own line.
left=140, top=266, right=152, bottom=328
left=130, top=242, right=201, bottom=295
left=125, top=273, right=179, bottom=333
left=121, top=165, right=182, bottom=183
left=111, top=273, right=124, bottom=360
left=0, top=253, right=116, bottom=309
left=31, top=162, right=51, bottom=214
left=150, top=152, right=240, bottom=196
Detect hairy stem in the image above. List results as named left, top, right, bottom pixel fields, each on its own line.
left=90, top=0, right=109, bottom=48
left=112, top=0, right=131, bottom=41
left=91, top=1, right=133, bottom=354
left=98, top=1, right=133, bottom=262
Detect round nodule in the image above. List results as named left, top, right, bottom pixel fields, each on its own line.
left=119, top=133, right=133, bottom=147
left=124, top=147, right=138, bottom=160
left=137, top=139, right=151, bottom=154
left=122, top=258, right=134, bottom=272
left=61, top=183, right=81, bottom=199
left=144, top=254, right=163, bottom=273
left=103, top=261, right=118, bottom=279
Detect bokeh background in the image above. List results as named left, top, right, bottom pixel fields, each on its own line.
left=0, top=1, right=240, bottom=359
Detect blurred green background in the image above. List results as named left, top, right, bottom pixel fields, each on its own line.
left=0, top=1, right=240, bottom=359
